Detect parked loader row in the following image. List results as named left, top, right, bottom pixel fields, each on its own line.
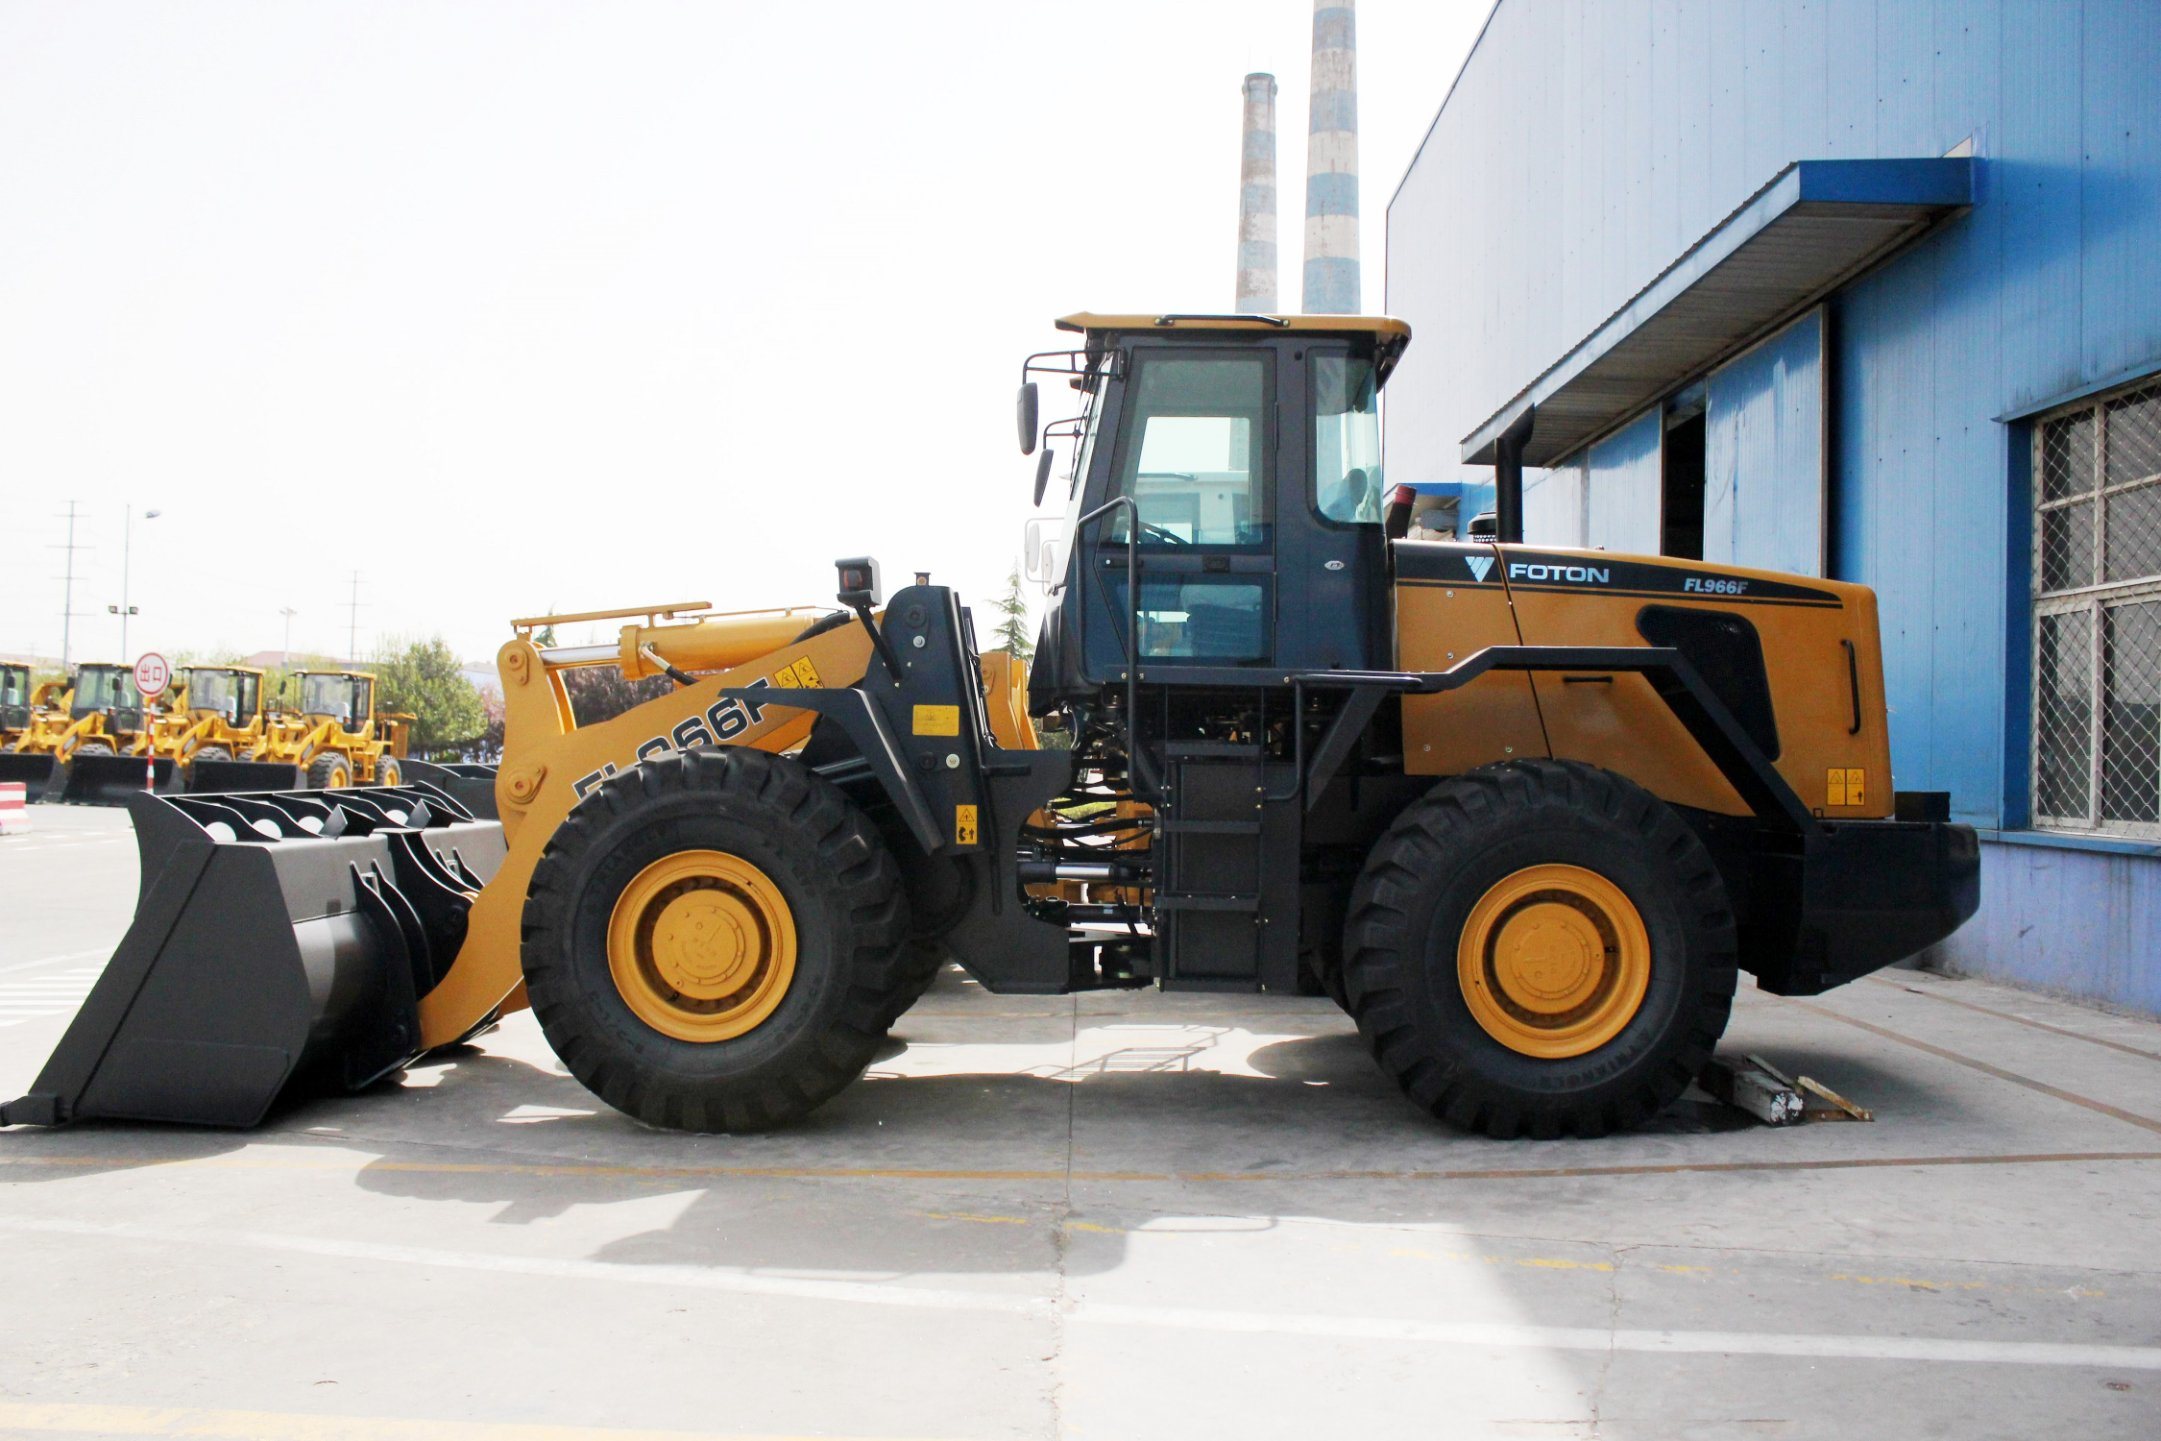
left=3, top=312, right=1978, bottom=1143
left=0, top=660, right=412, bottom=805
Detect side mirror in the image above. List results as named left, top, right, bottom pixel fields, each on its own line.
left=1022, top=519, right=1065, bottom=587
left=1016, top=381, right=1039, bottom=455
left=1032, top=447, right=1055, bottom=506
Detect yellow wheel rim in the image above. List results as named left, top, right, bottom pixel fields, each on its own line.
left=607, top=849, right=797, bottom=1043
left=1457, top=863, right=1651, bottom=1059
left=325, top=768, right=348, bottom=788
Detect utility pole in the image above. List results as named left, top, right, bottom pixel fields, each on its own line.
left=280, top=606, right=298, bottom=664
left=345, top=572, right=364, bottom=662
left=51, top=501, right=91, bottom=670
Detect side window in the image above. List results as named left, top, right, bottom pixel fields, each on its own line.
left=1113, top=354, right=1270, bottom=546
left=1313, top=352, right=1382, bottom=523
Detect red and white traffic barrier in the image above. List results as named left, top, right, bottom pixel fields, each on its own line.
left=0, top=782, right=29, bottom=835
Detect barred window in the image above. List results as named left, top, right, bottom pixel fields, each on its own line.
left=2033, top=377, right=2161, bottom=837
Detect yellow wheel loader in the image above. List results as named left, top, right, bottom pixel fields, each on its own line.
left=0, top=663, right=179, bottom=804
left=3, top=314, right=1978, bottom=1138
left=129, top=665, right=311, bottom=796
left=253, top=669, right=413, bottom=789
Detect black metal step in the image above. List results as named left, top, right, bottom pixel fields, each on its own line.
left=1153, top=892, right=1260, bottom=913
left=1159, top=818, right=1261, bottom=836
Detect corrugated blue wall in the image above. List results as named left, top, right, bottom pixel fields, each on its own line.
left=1386, top=0, right=2161, bottom=828
left=1386, top=0, right=2161, bottom=1011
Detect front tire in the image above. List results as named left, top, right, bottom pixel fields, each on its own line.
left=1342, top=760, right=1736, bottom=1139
left=308, top=753, right=352, bottom=789
left=521, top=748, right=912, bottom=1132
left=376, top=755, right=403, bottom=787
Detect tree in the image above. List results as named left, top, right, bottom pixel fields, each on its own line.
left=990, top=563, right=1033, bottom=659
left=559, top=665, right=672, bottom=726
left=370, top=634, right=486, bottom=757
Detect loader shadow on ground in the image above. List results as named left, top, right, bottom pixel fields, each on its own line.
left=323, top=1024, right=1932, bottom=1284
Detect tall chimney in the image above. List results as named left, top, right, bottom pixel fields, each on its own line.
left=1235, top=72, right=1279, bottom=313
left=1301, top=0, right=1360, bottom=314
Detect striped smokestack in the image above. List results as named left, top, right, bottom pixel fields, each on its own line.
left=1301, top=0, right=1360, bottom=314
left=1235, top=72, right=1279, bottom=313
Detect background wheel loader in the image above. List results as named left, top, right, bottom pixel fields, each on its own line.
left=3, top=313, right=1978, bottom=1140
left=0, top=663, right=178, bottom=804
left=133, top=665, right=311, bottom=796
left=251, top=669, right=413, bottom=789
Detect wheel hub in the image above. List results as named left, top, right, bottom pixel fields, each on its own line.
left=1458, top=864, right=1651, bottom=1059
left=608, top=850, right=797, bottom=1042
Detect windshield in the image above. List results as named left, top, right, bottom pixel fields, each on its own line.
left=1314, top=351, right=1383, bottom=523
left=1109, top=352, right=1271, bottom=547
left=187, top=669, right=257, bottom=721
left=72, top=666, right=139, bottom=714
left=300, top=674, right=367, bottom=723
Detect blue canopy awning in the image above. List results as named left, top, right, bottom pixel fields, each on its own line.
left=1462, top=157, right=1973, bottom=468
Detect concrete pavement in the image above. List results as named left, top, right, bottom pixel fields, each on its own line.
left=1, top=805, right=2157, bottom=1439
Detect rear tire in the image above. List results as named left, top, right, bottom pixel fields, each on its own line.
left=308, top=753, right=351, bottom=789
left=1342, top=760, right=1736, bottom=1139
left=521, top=748, right=912, bottom=1132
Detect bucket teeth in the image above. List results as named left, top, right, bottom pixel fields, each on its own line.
left=0, top=784, right=506, bottom=1130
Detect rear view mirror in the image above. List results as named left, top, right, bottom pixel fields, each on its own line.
left=1032, top=447, right=1056, bottom=506
left=1022, top=518, right=1065, bottom=587
left=1017, top=381, right=1039, bottom=455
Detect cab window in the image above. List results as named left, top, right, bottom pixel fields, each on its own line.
left=1111, top=353, right=1270, bottom=546
left=1313, top=351, right=1383, bottom=523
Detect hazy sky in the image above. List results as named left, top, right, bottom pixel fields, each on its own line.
left=0, top=1, right=1489, bottom=665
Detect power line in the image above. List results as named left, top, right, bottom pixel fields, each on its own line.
left=345, top=571, right=365, bottom=662
left=48, top=501, right=94, bottom=670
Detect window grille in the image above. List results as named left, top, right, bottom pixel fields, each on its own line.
left=2033, top=377, right=2161, bottom=838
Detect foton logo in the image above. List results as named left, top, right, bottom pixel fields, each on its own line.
left=1509, top=562, right=1612, bottom=585
left=1464, top=555, right=1494, bottom=583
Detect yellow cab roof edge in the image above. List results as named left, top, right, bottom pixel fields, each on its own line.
left=1054, top=311, right=1412, bottom=381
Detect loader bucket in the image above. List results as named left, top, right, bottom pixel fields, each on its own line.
left=0, top=785, right=507, bottom=1129
left=0, top=752, right=64, bottom=804
left=396, top=759, right=500, bottom=819
left=57, top=754, right=181, bottom=806
left=186, top=758, right=305, bottom=795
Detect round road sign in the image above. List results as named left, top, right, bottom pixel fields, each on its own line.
left=133, top=652, right=171, bottom=700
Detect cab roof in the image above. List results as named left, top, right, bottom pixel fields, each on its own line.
left=1055, top=311, right=1411, bottom=380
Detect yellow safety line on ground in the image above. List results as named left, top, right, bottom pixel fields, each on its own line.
left=0, top=1402, right=964, bottom=1441
left=1866, top=977, right=2161, bottom=1064
left=4, top=1149, right=2158, bottom=1185
left=1790, top=1000, right=2161, bottom=1136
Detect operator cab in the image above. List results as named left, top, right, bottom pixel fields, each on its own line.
left=0, top=664, right=29, bottom=731
left=186, top=667, right=261, bottom=725
left=69, top=664, right=143, bottom=732
left=297, top=671, right=372, bottom=726
left=1020, top=313, right=1409, bottom=707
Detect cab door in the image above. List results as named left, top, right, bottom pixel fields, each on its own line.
left=1081, top=345, right=1279, bottom=678
left=1281, top=342, right=1388, bottom=672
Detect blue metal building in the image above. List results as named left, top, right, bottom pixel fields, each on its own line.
left=1385, top=0, right=2161, bottom=1014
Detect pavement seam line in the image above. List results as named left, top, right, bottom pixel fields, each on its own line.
left=1788, top=1000, right=2161, bottom=1136
left=7, top=1148, right=2159, bottom=1184
left=1868, top=977, right=2161, bottom=1063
